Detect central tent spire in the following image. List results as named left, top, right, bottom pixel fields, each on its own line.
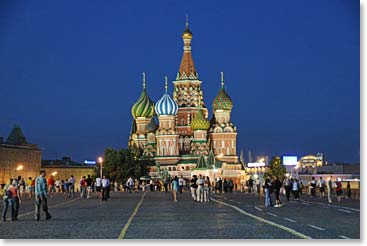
left=177, top=16, right=197, bottom=80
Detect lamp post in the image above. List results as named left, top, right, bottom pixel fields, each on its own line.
left=98, top=157, right=103, bottom=178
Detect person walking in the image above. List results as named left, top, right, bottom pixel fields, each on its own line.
left=318, top=177, right=326, bottom=198
left=178, top=176, right=184, bottom=194
left=190, top=175, right=198, bottom=201
left=67, top=175, right=75, bottom=198
left=47, top=175, right=55, bottom=198
left=35, top=170, right=52, bottom=221
left=218, top=178, right=223, bottom=194
left=27, top=177, right=34, bottom=198
left=127, top=176, right=134, bottom=193
left=96, top=176, right=102, bottom=198
left=2, top=179, right=15, bottom=221
left=327, top=176, right=333, bottom=203
left=196, top=174, right=204, bottom=203
left=204, top=176, right=211, bottom=202
left=291, top=179, right=300, bottom=200
left=310, top=177, right=317, bottom=198
left=79, top=176, right=86, bottom=198
left=346, top=181, right=351, bottom=198
left=248, top=177, right=253, bottom=194
left=8, top=180, right=21, bottom=220
left=273, top=176, right=282, bottom=207
left=172, top=176, right=179, bottom=202
left=335, top=178, right=342, bottom=203
left=283, top=176, right=292, bottom=201
left=85, top=175, right=93, bottom=199
left=228, top=179, right=234, bottom=193
left=101, top=176, right=110, bottom=201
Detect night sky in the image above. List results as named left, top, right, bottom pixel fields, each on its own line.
left=0, top=0, right=359, bottom=163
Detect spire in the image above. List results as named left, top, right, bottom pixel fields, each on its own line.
left=221, top=72, right=224, bottom=88
left=164, top=76, right=168, bottom=93
left=142, top=72, right=146, bottom=89
left=177, top=16, right=197, bottom=80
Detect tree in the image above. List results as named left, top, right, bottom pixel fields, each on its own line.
left=100, top=147, right=152, bottom=182
left=267, top=156, right=286, bottom=180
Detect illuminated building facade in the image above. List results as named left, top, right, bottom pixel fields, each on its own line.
left=128, top=21, right=244, bottom=181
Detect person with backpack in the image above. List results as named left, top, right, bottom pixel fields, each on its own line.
left=318, top=177, right=326, bottom=198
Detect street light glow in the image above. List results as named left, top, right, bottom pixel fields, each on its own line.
left=98, top=157, right=103, bottom=163
left=16, top=165, right=23, bottom=171
left=51, top=171, right=58, bottom=176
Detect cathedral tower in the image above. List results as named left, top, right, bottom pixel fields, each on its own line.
left=209, top=72, right=238, bottom=163
left=155, top=77, right=180, bottom=165
left=172, top=18, right=209, bottom=154
left=130, top=73, right=155, bottom=152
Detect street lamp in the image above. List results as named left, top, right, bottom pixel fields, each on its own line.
left=16, top=165, right=23, bottom=171
left=51, top=171, right=58, bottom=176
left=98, top=157, right=103, bottom=178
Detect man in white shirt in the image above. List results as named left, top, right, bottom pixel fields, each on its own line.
left=196, top=174, right=205, bottom=203
left=101, top=176, right=110, bottom=201
left=178, top=176, right=184, bottom=194
left=95, top=177, right=102, bottom=198
left=67, top=175, right=75, bottom=198
left=127, top=177, right=134, bottom=193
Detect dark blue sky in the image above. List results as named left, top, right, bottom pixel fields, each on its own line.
left=0, top=0, right=359, bottom=163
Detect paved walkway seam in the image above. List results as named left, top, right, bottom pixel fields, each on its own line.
left=211, top=198, right=312, bottom=239
left=118, top=192, right=146, bottom=239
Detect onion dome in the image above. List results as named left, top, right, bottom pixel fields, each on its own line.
left=131, top=73, right=155, bottom=119
left=191, top=109, right=210, bottom=130
left=146, top=117, right=158, bottom=133
left=155, top=76, right=178, bottom=116
left=213, top=72, right=233, bottom=111
left=182, top=16, right=192, bottom=39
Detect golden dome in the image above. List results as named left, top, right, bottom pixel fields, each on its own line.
left=182, top=27, right=192, bottom=39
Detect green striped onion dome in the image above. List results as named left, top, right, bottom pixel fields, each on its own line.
left=131, top=89, right=155, bottom=119
left=212, top=86, right=233, bottom=111
left=191, top=109, right=210, bottom=130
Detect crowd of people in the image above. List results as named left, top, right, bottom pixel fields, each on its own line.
left=262, top=175, right=347, bottom=207
left=1, top=170, right=52, bottom=222
left=1, top=170, right=354, bottom=221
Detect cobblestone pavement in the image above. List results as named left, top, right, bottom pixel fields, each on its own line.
left=0, top=191, right=360, bottom=239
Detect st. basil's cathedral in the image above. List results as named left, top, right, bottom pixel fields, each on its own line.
left=128, top=21, right=245, bottom=181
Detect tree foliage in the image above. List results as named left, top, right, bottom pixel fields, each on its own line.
left=100, top=147, right=153, bottom=182
left=267, top=156, right=286, bottom=180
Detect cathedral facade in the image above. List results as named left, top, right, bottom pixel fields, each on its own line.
left=128, top=22, right=244, bottom=181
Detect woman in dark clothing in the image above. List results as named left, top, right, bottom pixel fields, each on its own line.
left=273, top=176, right=282, bottom=207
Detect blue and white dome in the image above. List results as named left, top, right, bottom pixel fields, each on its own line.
left=155, top=77, right=178, bottom=116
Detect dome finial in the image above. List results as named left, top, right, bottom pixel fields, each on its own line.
left=164, top=76, right=168, bottom=93
left=221, top=72, right=224, bottom=88
left=142, top=72, right=146, bottom=89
